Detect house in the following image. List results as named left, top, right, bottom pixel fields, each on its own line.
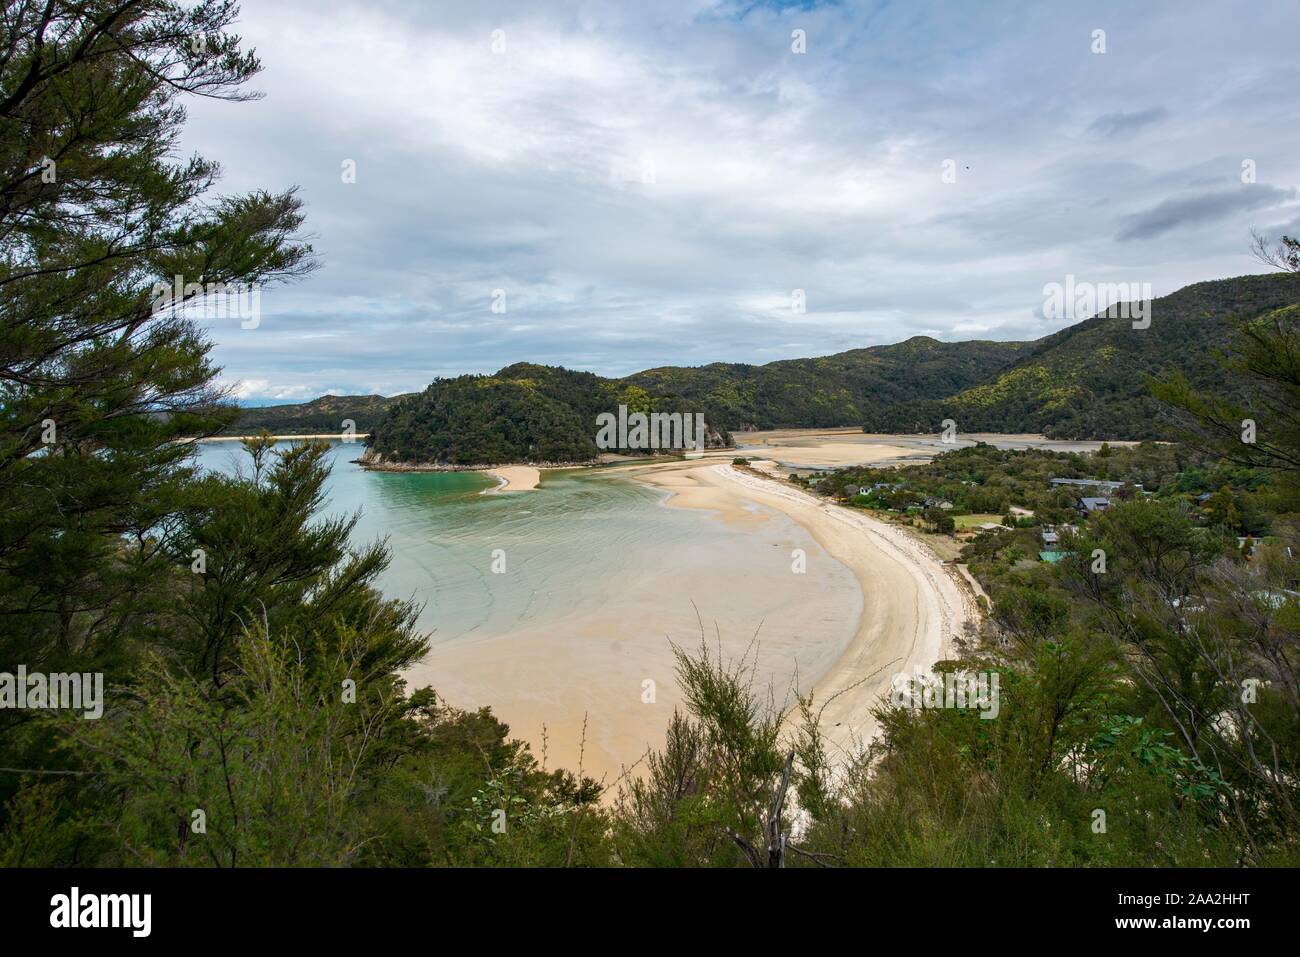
left=1040, top=528, right=1059, bottom=545
left=1050, top=478, right=1138, bottom=492
left=923, top=497, right=954, bottom=510
left=1078, top=497, right=1109, bottom=513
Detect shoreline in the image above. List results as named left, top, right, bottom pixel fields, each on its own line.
left=357, top=458, right=592, bottom=473
left=405, top=429, right=1137, bottom=783
left=186, top=433, right=371, bottom=443
left=395, top=428, right=1152, bottom=786
left=622, top=459, right=976, bottom=761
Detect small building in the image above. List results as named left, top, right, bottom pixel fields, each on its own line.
left=923, top=497, right=954, bottom=510
left=1078, top=497, right=1109, bottom=513
left=1041, top=529, right=1059, bottom=545
left=1051, top=477, right=1138, bottom=492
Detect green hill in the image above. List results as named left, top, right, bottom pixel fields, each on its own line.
left=227, top=393, right=402, bottom=435
left=625, top=336, right=1028, bottom=430
left=225, top=274, right=1300, bottom=452
left=363, top=363, right=730, bottom=466
left=860, top=273, right=1300, bottom=439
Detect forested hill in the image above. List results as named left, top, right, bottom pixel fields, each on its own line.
left=624, top=336, right=1028, bottom=430
left=225, top=393, right=403, bottom=435
left=220, top=336, right=1027, bottom=438
left=362, top=363, right=731, bottom=466
left=859, top=272, right=1300, bottom=440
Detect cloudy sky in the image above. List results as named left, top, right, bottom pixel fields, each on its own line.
left=181, top=0, right=1300, bottom=402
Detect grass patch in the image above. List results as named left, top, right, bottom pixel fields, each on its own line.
left=952, top=513, right=1006, bottom=529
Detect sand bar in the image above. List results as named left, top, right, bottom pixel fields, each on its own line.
left=190, top=433, right=370, bottom=442
left=483, top=465, right=541, bottom=492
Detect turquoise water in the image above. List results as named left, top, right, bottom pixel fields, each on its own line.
left=193, top=439, right=862, bottom=772
left=192, top=440, right=853, bottom=649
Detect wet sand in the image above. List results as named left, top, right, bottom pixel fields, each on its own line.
left=627, top=460, right=975, bottom=766
left=483, top=465, right=541, bottom=492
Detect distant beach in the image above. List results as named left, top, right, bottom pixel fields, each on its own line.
left=190, top=433, right=370, bottom=442
left=484, top=466, right=541, bottom=492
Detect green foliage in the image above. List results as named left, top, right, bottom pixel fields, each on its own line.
left=627, top=336, right=1026, bottom=430
left=245, top=275, right=1300, bottom=447
left=226, top=394, right=398, bottom=436
left=924, top=507, right=956, bottom=533
left=0, top=0, right=313, bottom=813
left=816, top=441, right=1221, bottom=530
left=613, top=641, right=790, bottom=867
left=366, top=362, right=730, bottom=466
left=864, top=275, right=1300, bottom=439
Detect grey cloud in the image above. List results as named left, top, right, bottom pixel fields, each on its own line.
left=1116, top=185, right=1298, bottom=241
left=1087, top=107, right=1168, bottom=138
left=181, top=0, right=1300, bottom=399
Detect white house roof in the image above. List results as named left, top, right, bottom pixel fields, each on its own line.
left=1051, top=478, right=1137, bottom=491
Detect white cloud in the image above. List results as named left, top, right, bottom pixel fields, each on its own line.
left=182, top=0, right=1300, bottom=399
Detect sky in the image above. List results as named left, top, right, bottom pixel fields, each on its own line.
left=180, top=0, right=1300, bottom=402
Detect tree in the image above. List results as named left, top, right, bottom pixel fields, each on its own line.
left=924, top=506, right=955, bottom=533
left=1251, top=230, right=1300, bottom=274
left=0, top=0, right=315, bottom=828
left=0, top=1, right=315, bottom=685
left=1152, top=304, right=1300, bottom=495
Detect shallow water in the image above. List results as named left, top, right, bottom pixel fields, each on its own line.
left=193, top=440, right=860, bottom=655
left=194, top=439, right=866, bottom=775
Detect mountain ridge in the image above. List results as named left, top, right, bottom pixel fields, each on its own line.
left=221, top=273, right=1300, bottom=444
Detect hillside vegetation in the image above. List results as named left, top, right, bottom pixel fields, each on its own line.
left=236, top=274, right=1300, bottom=447
left=364, top=363, right=729, bottom=466
left=624, top=336, right=1027, bottom=430
left=227, top=393, right=401, bottom=435
left=861, top=273, right=1300, bottom=439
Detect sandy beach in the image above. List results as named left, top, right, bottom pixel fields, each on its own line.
left=626, top=459, right=976, bottom=762
left=413, top=458, right=867, bottom=789
left=193, top=433, right=371, bottom=442
left=194, top=427, right=1111, bottom=785
left=731, top=428, right=1134, bottom=471
left=416, top=464, right=988, bottom=793
left=393, top=426, right=1160, bottom=791
left=407, top=429, right=1138, bottom=785
left=483, top=465, right=541, bottom=492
